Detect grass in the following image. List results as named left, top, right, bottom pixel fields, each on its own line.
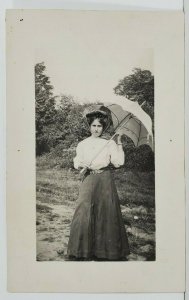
left=36, top=157, right=155, bottom=261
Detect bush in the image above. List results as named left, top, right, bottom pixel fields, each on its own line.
left=130, top=145, right=155, bottom=172
left=36, top=143, right=76, bottom=170
left=36, top=141, right=154, bottom=171
left=123, top=137, right=155, bottom=171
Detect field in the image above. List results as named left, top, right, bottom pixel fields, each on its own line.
left=36, top=158, right=155, bottom=261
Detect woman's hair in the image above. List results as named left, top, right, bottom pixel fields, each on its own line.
left=87, top=113, right=109, bottom=131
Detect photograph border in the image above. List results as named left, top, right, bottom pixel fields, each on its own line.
left=6, top=9, right=185, bottom=293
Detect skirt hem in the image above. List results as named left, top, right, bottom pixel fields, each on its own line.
left=67, top=249, right=130, bottom=260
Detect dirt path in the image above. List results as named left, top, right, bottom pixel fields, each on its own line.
left=37, top=202, right=75, bottom=261
left=37, top=201, right=154, bottom=261
left=36, top=168, right=155, bottom=261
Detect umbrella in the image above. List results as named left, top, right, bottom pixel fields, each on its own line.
left=80, top=99, right=154, bottom=174
left=83, top=100, right=154, bottom=151
left=106, top=100, right=154, bottom=151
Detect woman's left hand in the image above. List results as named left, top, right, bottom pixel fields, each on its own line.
left=117, top=133, right=123, bottom=145
left=117, top=135, right=121, bottom=145
left=116, top=128, right=124, bottom=143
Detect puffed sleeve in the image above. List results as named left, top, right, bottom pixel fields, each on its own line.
left=109, top=140, right=125, bottom=168
left=73, top=142, right=84, bottom=170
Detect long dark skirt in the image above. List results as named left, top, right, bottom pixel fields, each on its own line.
left=67, top=170, right=130, bottom=260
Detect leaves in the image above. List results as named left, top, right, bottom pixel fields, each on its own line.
left=35, top=63, right=154, bottom=171
left=35, top=62, right=57, bottom=154
left=35, top=63, right=90, bottom=155
left=114, top=68, right=154, bottom=121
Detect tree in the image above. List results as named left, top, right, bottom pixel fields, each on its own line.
left=114, top=68, right=155, bottom=171
left=35, top=62, right=57, bottom=155
left=56, top=95, right=90, bottom=147
left=114, top=68, right=154, bottom=121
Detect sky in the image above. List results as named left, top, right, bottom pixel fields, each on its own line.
left=35, top=12, right=153, bottom=105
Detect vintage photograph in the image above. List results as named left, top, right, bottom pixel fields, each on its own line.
left=35, top=46, right=155, bottom=262
left=6, top=10, right=185, bottom=292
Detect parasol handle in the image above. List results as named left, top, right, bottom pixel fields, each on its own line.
left=80, top=133, right=117, bottom=175
left=79, top=101, right=149, bottom=174
left=140, top=101, right=146, bottom=107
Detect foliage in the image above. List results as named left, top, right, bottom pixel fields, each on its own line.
left=114, top=68, right=154, bottom=121
left=35, top=63, right=154, bottom=171
left=48, top=143, right=75, bottom=169
left=113, top=68, right=155, bottom=169
left=55, top=95, right=90, bottom=147
left=35, top=63, right=90, bottom=155
left=35, top=62, right=57, bottom=155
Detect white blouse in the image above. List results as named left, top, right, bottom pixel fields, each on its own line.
left=73, top=136, right=125, bottom=170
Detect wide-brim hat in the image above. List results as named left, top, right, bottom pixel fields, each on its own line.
left=83, top=104, right=113, bottom=132
left=83, top=104, right=111, bottom=118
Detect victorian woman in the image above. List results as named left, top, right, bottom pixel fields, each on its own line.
left=67, top=106, right=130, bottom=261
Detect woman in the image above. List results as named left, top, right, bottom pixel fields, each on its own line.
left=67, top=107, right=130, bottom=261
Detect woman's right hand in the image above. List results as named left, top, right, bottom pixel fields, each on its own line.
left=79, top=161, right=91, bottom=169
left=79, top=163, right=91, bottom=174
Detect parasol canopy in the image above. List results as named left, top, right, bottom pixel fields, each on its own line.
left=80, top=99, right=154, bottom=174
left=106, top=100, right=154, bottom=151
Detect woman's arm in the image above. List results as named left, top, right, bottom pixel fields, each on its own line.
left=109, top=136, right=125, bottom=168
left=73, top=142, right=90, bottom=170
left=73, top=143, right=84, bottom=169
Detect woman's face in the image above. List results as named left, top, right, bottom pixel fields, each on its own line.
left=90, top=119, right=103, bottom=138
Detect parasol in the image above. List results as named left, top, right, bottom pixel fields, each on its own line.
left=80, top=99, right=154, bottom=174
left=106, top=100, right=154, bottom=151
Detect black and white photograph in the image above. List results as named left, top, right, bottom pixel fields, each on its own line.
left=6, top=10, right=185, bottom=293
left=35, top=38, right=155, bottom=262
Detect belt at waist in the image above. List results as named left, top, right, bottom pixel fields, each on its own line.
left=85, top=166, right=111, bottom=176
left=88, top=169, right=105, bottom=175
